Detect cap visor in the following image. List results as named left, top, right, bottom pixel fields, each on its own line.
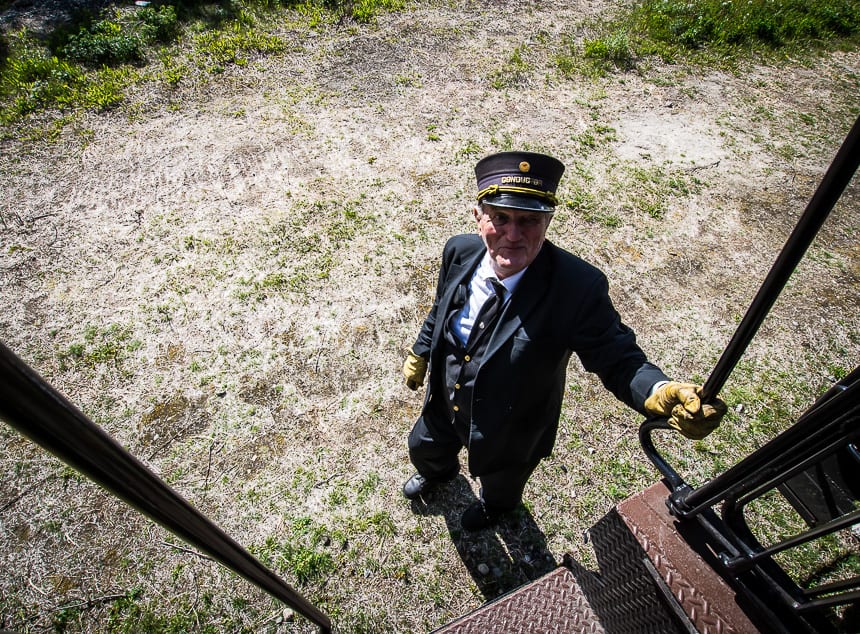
left=482, top=193, right=554, bottom=213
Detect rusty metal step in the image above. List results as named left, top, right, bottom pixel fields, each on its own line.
left=614, top=481, right=762, bottom=634
left=434, top=481, right=764, bottom=634
left=432, top=565, right=605, bottom=634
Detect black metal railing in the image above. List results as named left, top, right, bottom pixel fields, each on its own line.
left=641, top=371, right=860, bottom=632
left=640, top=114, right=860, bottom=633
left=0, top=340, right=332, bottom=633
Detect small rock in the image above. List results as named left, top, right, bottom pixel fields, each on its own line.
left=477, top=563, right=490, bottom=575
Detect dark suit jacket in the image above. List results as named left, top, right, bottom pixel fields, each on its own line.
left=412, top=234, right=668, bottom=475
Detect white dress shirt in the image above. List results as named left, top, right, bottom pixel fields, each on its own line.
left=453, top=253, right=526, bottom=345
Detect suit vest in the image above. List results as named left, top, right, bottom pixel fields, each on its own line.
left=440, top=292, right=503, bottom=440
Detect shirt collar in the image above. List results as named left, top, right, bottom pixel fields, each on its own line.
left=478, top=253, right=526, bottom=298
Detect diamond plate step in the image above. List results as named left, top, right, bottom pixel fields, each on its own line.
left=433, top=565, right=604, bottom=634
left=434, top=481, right=765, bottom=633
left=615, top=481, right=761, bottom=634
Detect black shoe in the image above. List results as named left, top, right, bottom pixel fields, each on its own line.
left=460, top=502, right=504, bottom=531
left=402, top=473, right=454, bottom=500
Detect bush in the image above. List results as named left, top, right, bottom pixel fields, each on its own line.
left=63, top=19, right=146, bottom=66
left=137, top=5, right=181, bottom=44
left=0, top=43, right=86, bottom=118
left=584, top=31, right=635, bottom=66
left=636, top=0, right=860, bottom=51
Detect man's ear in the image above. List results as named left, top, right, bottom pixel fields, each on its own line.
left=472, top=205, right=483, bottom=223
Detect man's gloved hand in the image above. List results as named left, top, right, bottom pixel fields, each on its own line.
left=402, top=349, right=428, bottom=391
left=644, top=382, right=727, bottom=440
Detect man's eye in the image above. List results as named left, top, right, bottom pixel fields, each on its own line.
left=490, top=214, right=509, bottom=226
left=522, top=216, right=543, bottom=227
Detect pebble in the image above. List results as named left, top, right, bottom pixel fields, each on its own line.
left=477, top=563, right=489, bottom=575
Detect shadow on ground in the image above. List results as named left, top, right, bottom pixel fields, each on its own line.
left=410, top=475, right=558, bottom=601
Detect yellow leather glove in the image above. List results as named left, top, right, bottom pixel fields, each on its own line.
left=644, top=382, right=727, bottom=440
left=402, top=349, right=428, bottom=391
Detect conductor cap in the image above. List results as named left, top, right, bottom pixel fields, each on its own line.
left=475, top=151, right=565, bottom=212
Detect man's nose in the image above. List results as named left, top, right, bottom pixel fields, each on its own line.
left=506, top=222, right=523, bottom=240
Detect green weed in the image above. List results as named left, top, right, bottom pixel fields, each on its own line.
left=63, top=6, right=180, bottom=67
left=138, top=6, right=182, bottom=44
left=573, top=122, right=617, bottom=150
left=556, top=0, right=860, bottom=77
left=349, top=0, right=405, bottom=24
left=565, top=185, right=609, bottom=225
left=59, top=324, right=140, bottom=368
left=356, top=471, right=381, bottom=503
left=63, top=18, right=146, bottom=67
left=624, top=165, right=700, bottom=219
left=106, top=587, right=221, bottom=633
left=0, top=1, right=401, bottom=127
left=253, top=517, right=338, bottom=585
left=194, top=23, right=286, bottom=70
left=583, top=30, right=636, bottom=74
left=490, top=45, right=532, bottom=89
left=635, top=0, right=860, bottom=51
left=0, top=37, right=87, bottom=119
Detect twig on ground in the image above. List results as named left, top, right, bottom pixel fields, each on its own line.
left=158, top=539, right=215, bottom=562
left=50, top=593, right=127, bottom=616
left=1, top=474, right=55, bottom=512
left=686, top=160, right=720, bottom=172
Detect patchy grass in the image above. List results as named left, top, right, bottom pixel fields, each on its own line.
left=0, top=1, right=858, bottom=633
left=0, top=0, right=403, bottom=129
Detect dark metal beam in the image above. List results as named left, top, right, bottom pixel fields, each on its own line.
left=0, top=340, right=331, bottom=633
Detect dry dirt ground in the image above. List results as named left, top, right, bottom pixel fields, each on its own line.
left=1, top=1, right=859, bottom=632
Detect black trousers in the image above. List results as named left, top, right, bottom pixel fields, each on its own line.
left=407, top=398, right=540, bottom=511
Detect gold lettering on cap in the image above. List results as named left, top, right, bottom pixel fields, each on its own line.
left=501, top=176, right=544, bottom=186
left=519, top=161, right=530, bottom=173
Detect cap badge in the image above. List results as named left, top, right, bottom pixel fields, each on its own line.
left=519, top=161, right=530, bottom=173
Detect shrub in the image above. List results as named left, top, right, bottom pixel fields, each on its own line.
left=635, top=0, right=860, bottom=51
left=584, top=31, right=635, bottom=68
left=63, top=18, right=146, bottom=66
left=137, top=5, right=181, bottom=44
left=0, top=42, right=86, bottom=118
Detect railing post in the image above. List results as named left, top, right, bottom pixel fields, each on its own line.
left=0, top=340, right=332, bottom=633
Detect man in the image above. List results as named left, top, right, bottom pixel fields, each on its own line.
left=401, top=151, right=727, bottom=531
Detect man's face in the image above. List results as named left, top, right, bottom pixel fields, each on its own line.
left=474, top=204, right=552, bottom=279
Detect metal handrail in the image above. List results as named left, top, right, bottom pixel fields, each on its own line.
left=698, top=113, right=860, bottom=404
left=638, top=114, right=860, bottom=631
left=0, top=341, right=332, bottom=633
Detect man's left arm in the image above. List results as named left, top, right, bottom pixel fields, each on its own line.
left=570, top=275, right=727, bottom=439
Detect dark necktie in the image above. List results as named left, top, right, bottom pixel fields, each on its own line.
left=467, top=278, right=506, bottom=347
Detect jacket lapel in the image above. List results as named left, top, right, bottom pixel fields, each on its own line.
left=430, top=248, right=484, bottom=353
